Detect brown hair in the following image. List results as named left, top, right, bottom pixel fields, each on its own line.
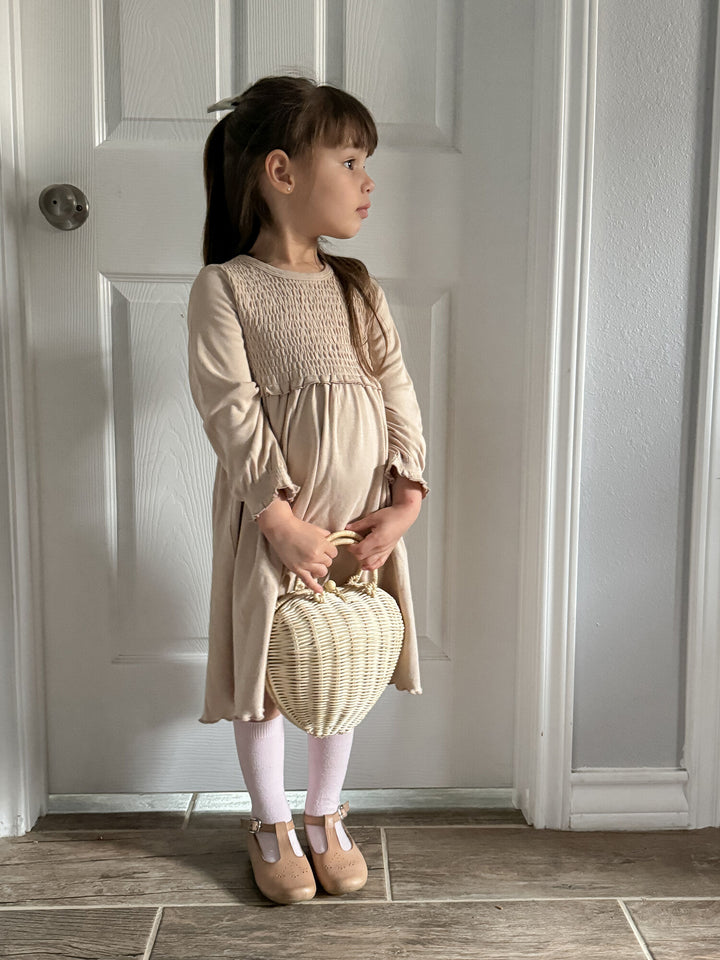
left=201, top=74, right=387, bottom=378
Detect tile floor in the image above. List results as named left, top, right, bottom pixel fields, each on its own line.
left=1, top=791, right=719, bottom=959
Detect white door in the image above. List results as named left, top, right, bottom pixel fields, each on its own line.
left=18, top=0, right=533, bottom=792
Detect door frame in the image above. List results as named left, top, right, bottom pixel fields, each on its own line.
left=4, top=0, right=719, bottom=836
left=0, top=0, right=49, bottom=837
left=512, top=0, right=598, bottom=830
left=683, top=0, right=720, bottom=830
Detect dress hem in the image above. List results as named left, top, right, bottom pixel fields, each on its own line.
left=198, top=685, right=423, bottom=724
left=198, top=713, right=268, bottom=724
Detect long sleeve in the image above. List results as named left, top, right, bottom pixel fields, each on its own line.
left=369, top=282, right=429, bottom=499
left=187, top=264, right=300, bottom=520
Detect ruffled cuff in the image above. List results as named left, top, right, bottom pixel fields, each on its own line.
left=247, top=470, right=301, bottom=521
left=384, top=449, right=429, bottom=498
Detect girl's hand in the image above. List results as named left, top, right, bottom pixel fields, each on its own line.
left=257, top=499, right=338, bottom=594
left=344, top=501, right=420, bottom=571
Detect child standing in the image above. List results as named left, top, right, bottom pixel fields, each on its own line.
left=187, top=75, right=429, bottom=905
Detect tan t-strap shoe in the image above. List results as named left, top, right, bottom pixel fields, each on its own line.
left=240, top=816, right=316, bottom=905
left=303, top=801, right=368, bottom=895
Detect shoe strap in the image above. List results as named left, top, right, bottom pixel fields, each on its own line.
left=240, top=816, right=296, bottom=834
left=303, top=801, right=350, bottom=827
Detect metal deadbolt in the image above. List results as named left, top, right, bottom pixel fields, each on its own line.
left=38, top=183, right=89, bottom=230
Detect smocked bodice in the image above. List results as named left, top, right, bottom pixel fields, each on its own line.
left=219, top=255, right=379, bottom=397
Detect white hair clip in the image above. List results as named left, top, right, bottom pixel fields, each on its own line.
left=207, top=95, right=241, bottom=113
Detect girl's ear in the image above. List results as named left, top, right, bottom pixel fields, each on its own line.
left=263, top=149, right=294, bottom=194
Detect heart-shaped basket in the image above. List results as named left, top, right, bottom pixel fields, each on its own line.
left=266, top=530, right=405, bottom=737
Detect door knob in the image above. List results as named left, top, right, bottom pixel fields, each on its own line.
left=38, top=183, right=89, bottom=230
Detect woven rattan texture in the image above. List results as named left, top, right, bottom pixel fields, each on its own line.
left=266, top=532, right=404, bottom=736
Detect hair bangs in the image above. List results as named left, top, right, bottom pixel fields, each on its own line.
left=295, top=86, right=378, bottom=157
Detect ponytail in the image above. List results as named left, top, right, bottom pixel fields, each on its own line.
left=202, top=116, right=240, bottom=266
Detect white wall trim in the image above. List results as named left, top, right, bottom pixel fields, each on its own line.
left=683, top=1, right=720, bottom=831
left=570, top=768, right=689, bottom=831
left=0, top=0, right=49, bottom=838
left=513, top=0, right=597, bottom=830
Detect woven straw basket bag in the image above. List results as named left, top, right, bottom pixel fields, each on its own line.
left=266, top=530, right=405, bottom=737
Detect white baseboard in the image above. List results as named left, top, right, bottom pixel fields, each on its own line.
left=570, top=768, right=690, bottom=830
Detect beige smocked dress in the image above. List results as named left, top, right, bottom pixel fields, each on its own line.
left=186, top=253, right=429, bottom=723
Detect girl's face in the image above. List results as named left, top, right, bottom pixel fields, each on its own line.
left=292, top=142, right=375, bottom=240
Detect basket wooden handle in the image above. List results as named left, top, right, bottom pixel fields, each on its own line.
left=324, top=529, right=378, bottom=593
left=323, top=530, right=378, bottom=588
left=325, top=529, right=363, bottom=547
left=285, top=529, right=378, bottom=599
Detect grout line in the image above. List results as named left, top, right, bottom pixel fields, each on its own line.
left=380, top=827, right=392, bottom=901
left=22, top=820, right=529, bottom=833
left=617, top=899, right=655, bottom=960
left=0, top=900, right=399, bottom=912
left=371, top=823, right=530, bottom=830
left=22, top=816, right=533, bottom=842
left=181, top=794, right=198, bottom=831
left=5, top=895, right=716, bottom=911
left=619, top=896, right=720, bottom=901
left=142, top=905, right=163, bottom=959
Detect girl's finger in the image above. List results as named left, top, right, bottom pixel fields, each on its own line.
left=363, top=541, right=389, bottom=560
left=298, top=570, right=323, bottom=594
left=352, top=529, right=382, bottom=550
left=351, top=540, right=375, bottom=559
left=346, top=516, right=375, bottom=533
left=367, top=548, right=392, bottom=569
left=359, top=553, right=382, bottom=571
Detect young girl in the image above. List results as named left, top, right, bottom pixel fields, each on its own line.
left=187, top=75, right=429, bottom=905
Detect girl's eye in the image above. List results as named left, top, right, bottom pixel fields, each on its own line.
left=343, top=158, right=366, bottom=170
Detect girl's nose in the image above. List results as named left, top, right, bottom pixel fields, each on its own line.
left=364, top=175, right=375, bottom=193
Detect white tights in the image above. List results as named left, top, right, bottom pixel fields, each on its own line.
left=232, top=714, right=354, bottom=862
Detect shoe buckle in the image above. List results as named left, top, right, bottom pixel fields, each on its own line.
left=247, top=817, right=262, bottom=833
left=337, top=802, right=348, bottom=820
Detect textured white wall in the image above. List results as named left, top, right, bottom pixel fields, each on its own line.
left=573, top=0, right=711, bottom=767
